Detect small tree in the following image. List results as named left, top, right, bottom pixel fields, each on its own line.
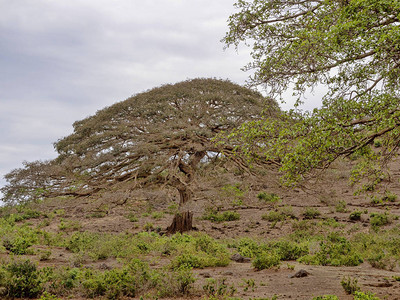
left=2, top=78, right=278, bottom=232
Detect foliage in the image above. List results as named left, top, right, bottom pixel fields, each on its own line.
left=39, top=292, right=62, bottom=300
left=262, top=206, right=295, bottom=223
left=298, top=233, right=363, bottom=266
left=353, top=291, right=381, bottom=300
left=252, top=251, right=281, bottom=270
left=223, top=0, right=400, bottom=188
left=221, top=183, right=247, bottom=206
left=202, top=209, right=240, bottom=223
left=257, top=192, right=280, bottom=203
left=312, top=296, right=339, bottom=300
left=2, top=79, right=277, bottom=206
left=302, top=207, right=321, bottom=220
left=202, top=278, right=236, bottom=298
left=341, top=276, right=360, bottom=295
left=171, top=233, right=230, bottom=269
left=349, top=211, right=363, bottom=221
left=0, top=259, right=44, bottom=298
left=335, top=200, right=348, bottom=213
left=370, top=212, right=391, bottom=228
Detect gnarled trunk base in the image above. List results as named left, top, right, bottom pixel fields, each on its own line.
left=167, top=211, right=193, bottom=234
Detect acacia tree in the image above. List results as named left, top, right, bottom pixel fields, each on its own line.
left=223, top=0, right=400, bottom=189
left=2, top=78, right=277, bottom=232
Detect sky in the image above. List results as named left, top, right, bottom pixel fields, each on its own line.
left=0, top=0, right=321, bottom=197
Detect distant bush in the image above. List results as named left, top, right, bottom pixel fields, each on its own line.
left=202, top=209, right=240, bottom=222
left=302, top=207, right=321, bottom=219
left=354, top=291, right=381, bottom=300
left=341, top=276, right=360, bottom=295
left=370, top=212, right=391, bottom=228
left=262, top=211, right=286, bottom=222
left=335, top=200, right=348, bottom=213
left=262, top=206, right=295, bottom=223
left=312, top=296, right=339, bottom=300
left=252, top=251, right=280, bottom=270
left=298, top=233, right=362, bottom=267
left=349, top=211, right=362, bottom=221
left=202, top=278, right=236, bottom=298
left=257, top=192, right=280, bottom=203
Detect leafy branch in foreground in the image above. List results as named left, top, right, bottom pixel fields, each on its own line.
left=222, top=0, right=400, bottom=187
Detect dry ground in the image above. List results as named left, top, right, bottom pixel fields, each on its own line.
left=2, top=159, right=400, bottom=299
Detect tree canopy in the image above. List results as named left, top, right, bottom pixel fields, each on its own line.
left=223, top=0, right=400, bottom=189
left=1, top=78, right=277, bottom=205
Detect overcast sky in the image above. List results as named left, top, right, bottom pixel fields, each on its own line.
left=0, top=0, right=321, bottom=197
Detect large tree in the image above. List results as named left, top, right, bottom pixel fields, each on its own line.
left=2, top=78, right=277, bottom=232
left=223, top=0, right=400, bottom=190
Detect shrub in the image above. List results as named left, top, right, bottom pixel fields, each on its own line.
left=58, top=219, right=82, bottom=232
left=0, top=259, right=44, bottom=298
left=353, top=291, right=381, bottom=300
left=3, top=236, right=34, bottom=255
left=39, top=291, right=62, bottom=300
left=257, top=192, right=280, bottom=203
left=235, top=238, right=264, bottom=258
left=202, top=278, right=236, bottom=298
left=341, top=276, right=360, bottom=295
left=252, top=252, right=280, bottom=270
left=271, top=240, right=308, bottom=261
left=335, top=200, right=348, bottom=213
left=222, top=183, right=246, bottom=206
left=298, top=234, right=362, bottom=267
left=313, top=296, right=339, bottom=300
left=367, top=252, right=395, bottom=270
left=126, top=213, right=138, bottom=222
left=172, top=265, right=196, bottom=295
left=382, top=191, right=397, bottom=202
left=262, top=211, right=286, bottom=222
left=151, top=211, right=164, bottom=219
left=349, top=211, right=362, bottom=221
left=370, top=212, right=391, bottom=228
left=302, top=207, right=321, bottom=219
left=202, top=209, right=240, bottom=222
left=45, top=267, right=80, bottom=295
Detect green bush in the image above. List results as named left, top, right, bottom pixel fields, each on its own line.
left=202, top=209, right=240, bottom=222
left=302, top=207, right=321, bottom=219
left=262, top=211, right=286, bottom=222
left=222, top=183, right=246, bottom=206
left=0, top=259, right=44, bottom=298
left=202, top=278, right=236, bottom=298
left=126, top=213, right=138, bottom=222
left=341, top=276, right=360, bottom=295
left=353, top=291, right=381, bottom=300
left=252, top=252, right=281, bottom=270
left=335, top=200, right=348, bottom=213
left=44, top=267, right=80, bottom=295
left=312, top=296, right=339, bottom=300
left=370, top=212, right=390, bottom=228
left=382, top=191, right=397, bottom=202
left=39, top=291, right=62, bottom=300
left=151, top=211, right=165, bottom=219
left=271, top=240, right=308, bottom=261
left=257, top=192, right=280, bottom=202
left=349, top=211, right=362, bottom=221
left=298, top=234, right=362, bottom=266
left=3, top=236, right=34, bottom=255
left=234, top=238, right=265, bottom=258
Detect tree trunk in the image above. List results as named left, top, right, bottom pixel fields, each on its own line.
left=166, top=211, right=193, bottom=234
